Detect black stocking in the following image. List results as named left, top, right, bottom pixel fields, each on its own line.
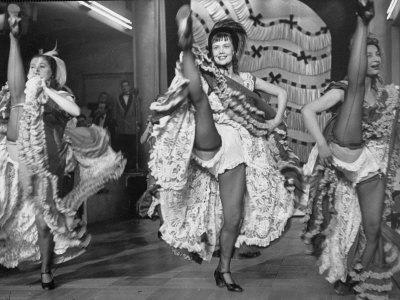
left=35, top=215, right=54, bottom=282
left=333, top=17, right=368, bottom=146
left=181, top=51, right=221, bottom=150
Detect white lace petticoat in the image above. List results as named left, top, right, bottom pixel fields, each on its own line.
left=192, top=123, right=245, bottom=176
left=304, top=142, right=382, bottom=185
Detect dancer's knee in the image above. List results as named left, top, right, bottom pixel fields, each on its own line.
left=191, top=93, right=208, bottom=107
left=223, top=212, right=242, bottom=232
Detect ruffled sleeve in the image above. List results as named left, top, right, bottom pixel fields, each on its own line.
left=240, top=72, right=256, bottom=91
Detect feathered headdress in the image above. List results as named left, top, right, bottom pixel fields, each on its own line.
left=208, top=19, right=247, bottom=59
left=39, top=42, right=67, bottom=87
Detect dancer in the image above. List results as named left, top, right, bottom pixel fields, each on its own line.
left=302, top=1, right=400, bottom=299
left=0, top=11, right=126, bottom=289
left=146, top=5, right=302, bottom=292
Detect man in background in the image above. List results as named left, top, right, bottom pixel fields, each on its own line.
left=92, top=91, right=115, bottom=147
left=114, top=80, right=140, bottom=171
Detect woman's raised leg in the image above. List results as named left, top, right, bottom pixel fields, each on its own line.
left=176, top=5, right=221, bottom=150
left=333, top=0, right=373, bottom=146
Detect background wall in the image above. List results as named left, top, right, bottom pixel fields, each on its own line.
left=63, top=38, right=133, bottom=106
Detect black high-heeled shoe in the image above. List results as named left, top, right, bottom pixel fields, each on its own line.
left=356, top=0, right=374, bottom=24
left=333, top=275, right=357, bottom=295
left=214, top=269, right=243, bottom=292
left=41, top=272, right=55, bottom=290
left=175, top=5, right=193, bottom=50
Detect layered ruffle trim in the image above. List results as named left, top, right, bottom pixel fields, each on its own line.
left=11, top=77, right=125, bottom=261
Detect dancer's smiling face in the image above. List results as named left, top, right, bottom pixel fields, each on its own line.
left=367, top=44, right=381, bottom=77
left=28, top=56, right=53, bottom=81
left=211, top=35, right=234, bottom=67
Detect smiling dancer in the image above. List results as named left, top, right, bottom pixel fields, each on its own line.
left=146, top=5, right=302, bottom=292
left=302, top=1, right=400, bottom=299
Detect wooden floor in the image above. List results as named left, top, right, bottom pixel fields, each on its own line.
left=1, top=218, right=399, bottom=300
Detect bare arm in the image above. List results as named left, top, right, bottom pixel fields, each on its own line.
left=43, top=86, right=81, bottom=117
left=301, top=88, right=344, bottom=165
left=302, top=89, right=344, bottom=145
left=254, top=77, right=287, bottom=127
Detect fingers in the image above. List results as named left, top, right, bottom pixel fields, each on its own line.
left=320, top=156, right=333, bottom=168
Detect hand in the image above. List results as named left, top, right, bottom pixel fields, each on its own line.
left=285, top=178, right=296, bottom=193
left=40, top=78, right=50, bottom=89
left=39, top=78, right=50, bottom=95
left=148, top=184, right=160, bottom=199
left=266, top=117, right=281, bottom=131
left=36, top=79, right=50, bottom=103
left=317, top=141, right=333, bottom=167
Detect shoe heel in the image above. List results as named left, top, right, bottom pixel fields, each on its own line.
left=214, top=270, right=224, bottom=287
left=41, top=272, right=55, bottom=290
left=175, top=5, right=193, bottom=50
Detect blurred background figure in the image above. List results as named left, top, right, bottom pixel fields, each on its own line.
left=92, top=91, right=116, bottom=147
left=114, top=80, right=141, bottom=171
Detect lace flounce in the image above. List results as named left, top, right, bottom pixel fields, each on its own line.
left=149, top=51, right=296, bottom=261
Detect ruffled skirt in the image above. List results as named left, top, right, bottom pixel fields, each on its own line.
left=303, top=142, right=400, bottom=300
left=148, top=65, right=295, bottom=261
left=0, top=125, right=126, bottom=268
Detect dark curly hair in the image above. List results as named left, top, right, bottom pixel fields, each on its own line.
left=208, top=19, right=247, bottom=74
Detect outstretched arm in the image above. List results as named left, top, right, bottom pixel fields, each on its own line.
left=254, top=77, right=287, bottom=128
left=301, top=88, right=344, bottom=165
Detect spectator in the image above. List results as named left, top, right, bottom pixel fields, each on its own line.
left=92, top=92, right=115, bottom=146
left=114, top=80, right=140, bottom=171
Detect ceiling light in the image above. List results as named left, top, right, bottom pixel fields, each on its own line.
left=78, top=1, right=132, bottom=30
left=89, top=1, right=132, bottom=25
left=387, top=0, right=399, bottom=20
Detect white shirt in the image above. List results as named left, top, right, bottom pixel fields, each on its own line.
left=123, top=95, right=129, bottom=106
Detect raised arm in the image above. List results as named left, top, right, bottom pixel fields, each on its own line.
left=301, top=88, right=344, bottom=164
left=254, top=77, right=287, bottom=129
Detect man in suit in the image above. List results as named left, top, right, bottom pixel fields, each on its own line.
left=114, top=80, right=140, bottom=171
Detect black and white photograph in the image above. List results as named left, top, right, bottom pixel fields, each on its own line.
left=0, top=1, right=400, bottom=299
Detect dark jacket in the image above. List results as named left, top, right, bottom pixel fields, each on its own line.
left=114, top=94, right=140, bottom=135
